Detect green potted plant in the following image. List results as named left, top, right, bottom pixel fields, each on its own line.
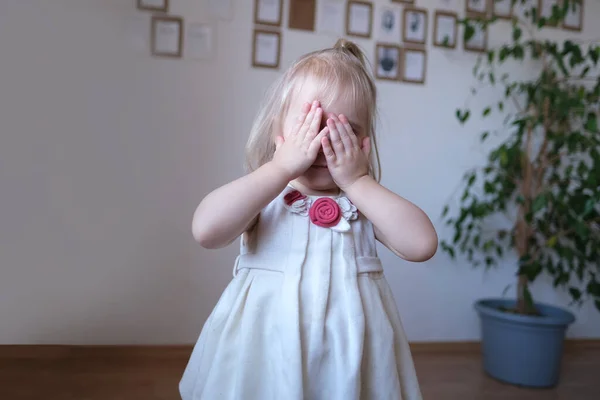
left=440, top=0, right=599, bottom=388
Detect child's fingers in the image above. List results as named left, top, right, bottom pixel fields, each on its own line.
left=331, top=115, right=353, bottom=153
left=362, top=136, right=372, bottom=157
left=274, top=135, right=284, bottom=151
left=339, top=114, right=359, bottom=148
left=297, top=101, right=318, bottom=138
left=322, top=136, right=336, bottom=163
left=327, top=117, right=346, bottom=155
left=309, top=127, right=329, bottom=155
left=305, top=107, right=323, bottom=142
left=291, top=102, right=312, bottom=136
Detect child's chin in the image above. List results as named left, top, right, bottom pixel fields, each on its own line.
left=299, top=171, right=337, bottom=191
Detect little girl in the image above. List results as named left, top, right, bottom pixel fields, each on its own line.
left=180, top=39, right=437, bottom=400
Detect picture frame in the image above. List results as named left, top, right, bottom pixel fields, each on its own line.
left=252, top=29, right=281, bottom=69
left=402, top=7, right=428, bottom=46
left=346, top=1, right=373, bottom=38
left=254, top=0, right=283, bottom=27
left=562, top=0, right=583, bottom=31
left=376, top=5, right=402, bottom=44
left=492, top=0, right=514, bottom=20
left=137, top=0, right=169, bottom=13
left=185, top=22, right=215, bottom=61
left=433, top=11, right=458, bottom=49
left=464, top=16, right=487, bottom=53
left=375, top=43, right=402, bottom=81
left=538, top=0, right=561, bottom=26
left=402, top=47, right=427, bottom=84
left=466, top=0, right=489, bottom=16
left=151, top=15, right=183, bottom=58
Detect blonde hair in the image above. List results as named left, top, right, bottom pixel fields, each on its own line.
left=244, top=39, right=382, bottom=182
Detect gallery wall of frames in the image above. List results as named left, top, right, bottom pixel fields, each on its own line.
left=136, top=0, right=585, bottom=86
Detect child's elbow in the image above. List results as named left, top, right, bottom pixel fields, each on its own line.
left=411, top=232, right=439, bottom=262
left=421, top=231, right=439, bottom=261
left=192, top=222, right=221, bottom=249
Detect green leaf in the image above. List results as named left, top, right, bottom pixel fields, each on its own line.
left=498, top=101, right=504, bottom=112
left=514, top=45, right=525, bottom=59
left=483, top=107, right=492, bottom=117
left=464, top=24, right=475, bottom=42
left=585, top=113, right=598, bottom=132
left=489, top=72, right=496, bottom=85
left=580, top=66, right=591, bottom=78
left=569, top=287, right=582, bottom=302
left=554, top=272, right=569, bottom=287
left=467, top=173, right=476, bottom=186
left=442, top=205, right=449, bottom=217
left=441, top=241, right=455, bottom=259
left=513, top=27, right=522, bottom=42
left=547, top=236, right=558, bottom=247
left=583, top=198, right=595, bottom=217
left=589, top=46, right=599, bottom=66
left=456, top=109, right=471, bottom=124
left=588, top=280, right=600, bottom=297
left=481, top=131, right=490, bottom=142
left=532, top=194, right=548, bottom=213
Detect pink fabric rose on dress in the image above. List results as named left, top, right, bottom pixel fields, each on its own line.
left=284, top=190, right=306, bottom=206
left=309, top=198, right=342, bottom=228
left=284, top=190, right=310, bottom=216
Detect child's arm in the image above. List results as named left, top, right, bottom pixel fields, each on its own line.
left=344, top=176, right=438, bottom=262
left=322, top=114, right=438, bottom=262
left=192, top=161, right=292, bottom=249
left=193, top=101, right=327, bottom=249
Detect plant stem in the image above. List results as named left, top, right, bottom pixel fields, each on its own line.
left=515, top=110, right=535, bottom=314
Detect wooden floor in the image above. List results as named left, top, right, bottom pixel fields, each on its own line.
left=0, top=344, right=598, bottom=399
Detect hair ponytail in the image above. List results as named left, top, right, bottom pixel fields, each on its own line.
left=333, top=39, right=367, bottom=67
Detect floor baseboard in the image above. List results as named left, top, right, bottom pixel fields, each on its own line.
left=1, top=339, right=598, bottom=359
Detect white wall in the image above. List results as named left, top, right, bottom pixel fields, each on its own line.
left=0, top=0, right=598, bottom=345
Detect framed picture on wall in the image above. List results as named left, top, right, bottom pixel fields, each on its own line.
left=375, top=44, right=401, bottom=81
left=346, top=1, right=373, bottom=38
left=493, top=0, right=514, bottom=19
left=151, top=15, right=183, bottom=58
left=254, top=0, right=283, bottom=27
left=138, top=0, right=169, bottom=13
left=376, top=5, right=402, bottom=44
left=433, top=11, right=457, bottom=49
left=464, top=17, right=487, bottom=53
left=402, top=47, right=427, bottom=84
left=252, top=29, right=281, bottom=69
left=538, top=0, right=560, bottom=26
left=403, top=7, right=428, bottom=45
left=563, top=0, right=583, bottom=31
left=466, top=0, right=489, bottom=16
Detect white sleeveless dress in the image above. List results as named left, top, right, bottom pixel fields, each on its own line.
left=179, top=185, right=422, bottom=400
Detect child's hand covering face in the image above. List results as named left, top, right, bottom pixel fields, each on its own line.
left=321, top=113, right=371, bottom=190
left=271, top=100, right=329, bottom=180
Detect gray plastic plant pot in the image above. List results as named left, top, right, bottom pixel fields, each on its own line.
left=474, top=298, right=576, bottom=388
